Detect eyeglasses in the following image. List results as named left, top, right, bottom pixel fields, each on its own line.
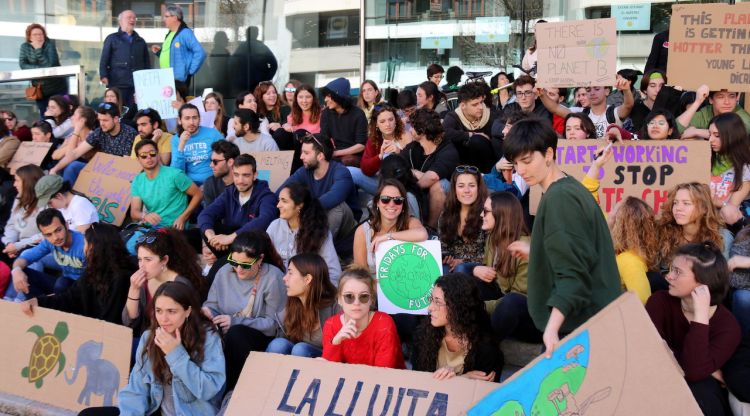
left=138, top=151, right=158, bottom=159
left=516, top=91, right=535, bottom=97
left=284, top=87, right=296, bottom=93
left=428, top=296, right=446, bottom=308
left=342, top=293, right=371, bottom=304
left=98, top=102, right=113, bottom=110
left=136, top=235, right=157, bottom=244
left=647, top=120, right=667, bottom=127
left=210, top=158, right=226, bottom=165
left=379, top=196, right=405, bottom=205
left=227, top=254, right=259, bottom=270
left=455, top=165, right=479, bottom=174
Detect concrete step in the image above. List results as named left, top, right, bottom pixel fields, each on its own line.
left=0, top=393, right=74, bottom=416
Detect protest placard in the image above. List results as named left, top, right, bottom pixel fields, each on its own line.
left=536, top=18, right=617, bottom=88
left=529, top=139, right=711, bottom=214
left=612, top=3, right=651, bottom=31
left=374, top=240, right=442, bottom=315
left=0, top=301, right=131, bottom=412
left=469, top=293, right=701, bottom=415
left=73, top=153, right=143, bottom=226
left=247, top=150, right=294, bottom=192
left=225, top=352, right=498, bottom=416
left=133, top=68, right=178, bottom=119
left=475, top=16, right=510, bottom=43
left=668, top=3, right=750, bottom=91
left=7, top=141, right=53, bottom=174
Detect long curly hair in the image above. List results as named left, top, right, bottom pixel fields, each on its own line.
left=412, top=273, right=493, bottom=373
left=710, top=112, right=750, bottom=192
left=611, top=197, right=660, bottom=270
left=657, top=182, right=724, bottom=264
left=83, top=222, right=135, bottom=298
left=135, top=229, right=207, bottom=300
left=367, top=104, right=404, bottom=149
left=369, top=178, right=410, bottom=233
left=282, top=182, right=328, bottom=254
left=141, top=281, right=213, bottom=385
left=439, top=169, right=488, bottom=245
left=254, top=81, right=281, bottom=122
left=15, top=164, right=44, bottom=219
left=283, top=253, right=337, bottom=343
left=487, top=192, right=528, bottom=277
left=291, top=84, right=321, bottom=126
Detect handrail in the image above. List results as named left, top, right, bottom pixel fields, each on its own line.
left=0, top=65, right=86, bottom=102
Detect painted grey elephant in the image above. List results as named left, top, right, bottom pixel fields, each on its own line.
left=65, top=340, right=120, bottom=406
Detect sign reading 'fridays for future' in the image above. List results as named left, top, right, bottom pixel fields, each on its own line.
left=375, top=240, right=442, bottom=315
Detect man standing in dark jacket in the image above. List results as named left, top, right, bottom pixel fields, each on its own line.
left=99, top=10, right=151, bottom=109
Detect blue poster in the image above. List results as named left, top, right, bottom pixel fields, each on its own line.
left=612, top=4, right=651, bottom=31
left=133, top=69, right=178, bottom=119
left=475, top=16, right=510, bottom=43
left=420, top=35, right=453, bottom=49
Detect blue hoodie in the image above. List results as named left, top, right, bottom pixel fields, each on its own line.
left=198, top=180, right=278, bottom=235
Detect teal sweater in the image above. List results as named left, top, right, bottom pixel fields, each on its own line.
left=528, top=176, right=622, bottom=334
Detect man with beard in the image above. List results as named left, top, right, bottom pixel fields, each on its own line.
left=203, top=140, right=239, bottom=207
left=130, top=108, right=172, bottom=165
left=170, top=103, right=223, bottom=184
left=130, top=139, right=202, bottom=230
left=199, top=154, right=278, bottom=253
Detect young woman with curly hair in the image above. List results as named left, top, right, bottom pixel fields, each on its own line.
left=412, top=273, right=501, bottom=382
left=350, top=104, right=412, bottom=195
left=656, top=182, right=725, bottom=291
left=267, top=182, right=342, bottom=285
left=608, top=196, right=659, bottom=304
left=266, top=253, right=339, bottom=358
left=708, top=112, right=750, bottom=226
left=438, top=166, right=489, bottom=286
left=118, top=281, right=225, bottom=415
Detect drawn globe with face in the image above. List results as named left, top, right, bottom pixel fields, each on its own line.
left=162, top=85, right=174, bottom=98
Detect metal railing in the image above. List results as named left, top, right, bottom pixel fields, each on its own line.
left=0, top=65, right=86, bottom=103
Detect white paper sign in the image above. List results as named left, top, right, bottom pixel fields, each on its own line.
left=375, top=240, right=442, bottom=315
left=133, top=69, right=178, bottom=119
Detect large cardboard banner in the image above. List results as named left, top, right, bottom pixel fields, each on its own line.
left=8, top=141, right=53, bottom=174
left=0, top=302, right=131, bottom=412
left=133, top=68, right=178, bottom=119
left=469, top=293, right=701, bottom=415
left=530, top=139, right=711, bottom=214
left=536, top=18, right=617, bottom=87
left=73, top=153, right=143, bottom=226
left=225, top=352, right=498, bottom=416
left=375, top=240, right=442, bottom=315
left=668, top=3, right=750, bottom=91
left=248, top=150, right=295, bottom=192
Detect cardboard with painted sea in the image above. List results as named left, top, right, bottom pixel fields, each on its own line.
left=224, top=352, right=498, bottom=416
left=73, top=153, right=143, bottom=226
left=375, top=240, right=442, bottom=315
left=0, top=301, right=131, bottom=412
left=469, top=293, right=702, bottom=415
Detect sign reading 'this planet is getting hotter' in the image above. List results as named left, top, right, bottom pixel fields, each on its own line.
left=375, top=240, right=442, bottom=315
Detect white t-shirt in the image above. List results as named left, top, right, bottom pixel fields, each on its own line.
left=570, top=106, right=622, bottom=139
left=60, top=195, right=99, bottom=229
left=711, top=164, right=750, bottom=205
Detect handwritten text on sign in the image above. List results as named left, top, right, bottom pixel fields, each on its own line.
left=133, top=69, right=178, bottom=119
left=248, top=151, right=294, bottom=192
left=668, top=3, right=750, bottom=90
left=73, top=153, right=142, bottom=226
left=536, top=18, right=617, bottom=88
left=529, top=140, right=711, bottom=214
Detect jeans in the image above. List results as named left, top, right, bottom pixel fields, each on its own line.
left=265, top=337, right=322, bottom=358
left=63, top=160, right=87, bottom=186
left=347, top=166, right=379, bottom=196
left=491, top=292, right=542, bottom=343
left=732, top=289, right=750, bottom=337
left=3, top=268, right=74, bottom=300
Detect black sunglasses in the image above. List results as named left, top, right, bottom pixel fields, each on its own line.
left=379, top=196, right=405, bottom=205
left=136, top=235, right=157, bottom=244
left=342, top=293, right=371, bottom=304
left=227, top=254, right=259, bottom=270
left=98, top=102, right=114, bottom=110
left=455, top=165, right=479, bottom=174
left=138, top=151, right=158, bottom=159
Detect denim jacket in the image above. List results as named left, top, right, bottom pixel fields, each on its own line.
left=118, top=329, right=225, bottom=416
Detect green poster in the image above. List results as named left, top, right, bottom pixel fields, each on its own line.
left=375, top=240, right=442, bottom=314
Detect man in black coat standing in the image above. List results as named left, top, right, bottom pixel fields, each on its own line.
left=99, top=10, right=151, bottom=109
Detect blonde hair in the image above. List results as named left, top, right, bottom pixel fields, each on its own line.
left=337, top=265, right=375, bottom=297
left=611, top=197, right=660, bottom=270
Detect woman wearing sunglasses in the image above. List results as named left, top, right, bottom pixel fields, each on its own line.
left=202, top=230, right=286, bottom=391
left=438, top=166, right=489, bottom=284
left=266, top=253, right=339, bottom=358
left=412, top=273, right=501, bottom=382
left=322, top=265, right=405, bottom=368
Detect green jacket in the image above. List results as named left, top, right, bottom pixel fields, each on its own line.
left=677, top=105, right=750, bottom=135
left=19, top=40, right=67, bottom=97
left=527, top=176, right=622, bottom=334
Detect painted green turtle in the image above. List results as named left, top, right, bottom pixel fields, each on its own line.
left=21, top=322, right=69, bottom=388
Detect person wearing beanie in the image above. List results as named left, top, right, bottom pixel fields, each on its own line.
left=319, top=77, right=368, bottom=167
left=35, top=174, right=98, bottom=233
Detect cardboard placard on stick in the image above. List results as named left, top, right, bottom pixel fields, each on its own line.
left=247, top=151, right=294, bottom=192
left=375, top=240, right=442, bottom=315
left=7, top=141, right=53, bottom=174
left=536, top=18, right=617, bottom=88
left=225, top=352, right=498, bottom=416
left=73, top=153, right=142, bottom=226
left=469, top=293, right=701, bottom=415
left=529, top=139, right=711, bottom=214
left=667, top=3, right=750, bottom=92
left=0, top=301, right=131, bottom=412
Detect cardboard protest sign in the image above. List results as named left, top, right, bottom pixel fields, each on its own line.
left=530, top=139, right=711, bottom=214
left=247, top=150, right=294, bottom=192
left=469, top=293, right=701, bottom=415
left=7, top=141, right=53, bottom=174
left=668, top=3, right=750, bottom=91
left=73, top=153, right=142, bottom=226
left=536, top=18, right=617, bottom=88
left=374, top=240, right=442, bottom=315
left=0, top=301, right=131, bottom=412
left=225, top=352, right=498, bottom=416
left=133, top=68, right=178, bottom=119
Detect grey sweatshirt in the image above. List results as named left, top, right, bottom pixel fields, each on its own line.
left=266, top=218, right=342, bottom=286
